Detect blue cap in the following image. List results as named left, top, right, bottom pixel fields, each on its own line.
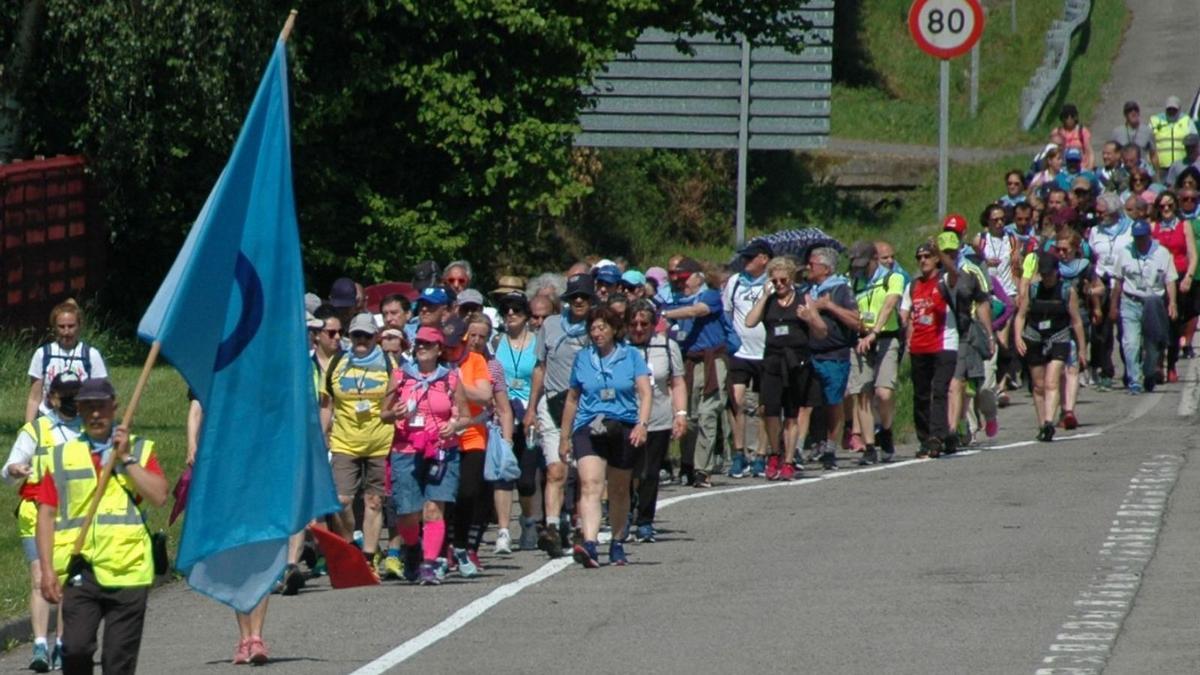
left=415, top=286, right=450, bottom=307
left=1065, top=147, right=1083, bottom=161
left=1131, top=220, right=1152, bottom=237
left=620, top=270, right=646, bottom=287
left=593, top=265, right=622, bottom=285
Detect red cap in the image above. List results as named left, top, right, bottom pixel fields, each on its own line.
left=942, top=213, right=967, bottom=236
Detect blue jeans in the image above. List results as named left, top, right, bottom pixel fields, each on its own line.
left=1119, top=299, right=1159, bottom=389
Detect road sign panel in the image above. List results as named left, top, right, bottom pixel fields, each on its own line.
left=908, top=0, right=984, bottom=60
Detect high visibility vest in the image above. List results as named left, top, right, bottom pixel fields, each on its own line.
left=22, top=416, right=60, bottom=486
left=1151, top=114, right=1193, bottom=168
left=46, top=436, right=155, bottom=587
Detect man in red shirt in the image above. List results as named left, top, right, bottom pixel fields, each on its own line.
left=901, top=241, right=960, bottom=458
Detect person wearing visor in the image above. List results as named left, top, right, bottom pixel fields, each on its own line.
left=35, top=378, right=168, bottom=674
left=6, top=373, right=81, bottom=671
left=319, top=313, right=398, bottom=568
left=1110, top=220, right=1177, bottom=394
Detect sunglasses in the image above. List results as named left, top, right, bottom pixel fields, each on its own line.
left=1073, top=189, right=1090, bottom=195
left=1055, top=246, right=1072, bottom=254
left=503, top=307, right=527, bottom=316
left=414, top=340, right=437, bottom=350
left=444, top=277, right=469, bottom=286
left=1160, top=202, right=1176, bottom=209
left=916, top=253, right=935, bottom=260
left=630, top=319, right=653, bottom=328
left=458, top=303, right=482, bottom=313
left=322, top=329, right=341, bottom=338
left=418, top=304, right=442, bottom=313
left=350, top=331, right=374, bottom=339
left=569, top=296, right=591, bottom=304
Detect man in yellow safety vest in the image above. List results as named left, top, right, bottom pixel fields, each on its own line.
left=1150, top=96, right=1197, bottom=179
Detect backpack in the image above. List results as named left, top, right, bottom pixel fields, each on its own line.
left=325, top=350, right=396, bottom=399
left=638, top=337, right=676, bottom=379
left=41, top=341, right=92, bottom=378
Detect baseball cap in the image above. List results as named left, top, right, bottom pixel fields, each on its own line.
left=937, top=231, right=960, bottom=252
left=737, top=240, right=773, bottom=259
left=591, top=259, right=617, bottom=271
left=1166, top=95, right=1181, bottom=110
left=1071, top=176, right=1093, bottom=191
left=1123, top=100, right=1140, bottom=113
left=415, top=326, right=444, bottom=345
left=456, top=289, right=485, bottom=308
left=415, top=286, right=450, bottom=307
left=49, top=372, right=82, bottom=396
left=411, top=261, right=441, bottom=292
left=1037, top=251, right=1060, bottom=277
left=76, top=378, right=117, bottom=401
left=561, top=274, right=596, bottom=300
left=306, top=312, right=324, bottom=330
left=347, top=313, right=378, bottom=336
left=491, top=275, right=525, bottom=296
left=674, top=258, right=703, bottom=274
left=1065, top=147, right=1083, bottom=162
left=593, top=265, right=622, bottom=285
left=1131, top=220, right=1152, bottom=237
left=847, top=241, right=876, bottom=269
left=942, top=213, right=967, bottom=236
left=620, top=270, right=647, bottom=288
left=441, top=315, right=468, bottom=348
left=329, top=277, right=357, bottom=309
left=304, top=292, right=321, bottom=315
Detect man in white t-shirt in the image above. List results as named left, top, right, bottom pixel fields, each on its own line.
left=1110, top=221, right=1177, bottom=394
left=722, top=240, right=770, bottom=478
left=25, top=307, right=107, bottom=423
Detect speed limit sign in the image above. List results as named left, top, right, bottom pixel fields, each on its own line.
left=908, top=0, right=985, bottom=60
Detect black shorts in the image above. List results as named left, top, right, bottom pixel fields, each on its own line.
left=571, top=423, right=638, bottom=470
left=1025, top=340, right=1070, bottom=366
left=727, top=356, right=763, bottom=391
left=1185, top=281, right=1200, bottom=320
left=760, top=353, right=822, bottom=419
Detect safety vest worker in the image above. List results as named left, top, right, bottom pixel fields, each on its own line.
left=35, top=377, right=168, bottom=675
left=1150, top=97, right=1197, bottom=169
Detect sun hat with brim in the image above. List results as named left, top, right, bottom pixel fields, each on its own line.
left=76, top=378, right=117, bottom=401
left=561, top=274, right=595, bottom=300
left=491, top=275, right=526, bottom=296
left=496, top=292, right=530, bottom=313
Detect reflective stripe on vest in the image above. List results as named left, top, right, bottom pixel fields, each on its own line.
left=1152, top=114, right=1193, bottom=167
left=48, top=437, right=153, bottom=587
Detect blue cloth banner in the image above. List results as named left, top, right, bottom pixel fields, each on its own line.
left=137, top=40, right=339, bottom=613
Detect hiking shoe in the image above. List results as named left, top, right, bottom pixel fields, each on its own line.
left=693, top=471, right=712, bottom=488
left=248, top=637, right=269, bottom=665
left=281, top=563, right=305, bottom=596
left=403, top=546, right=421, bottom=583
left=29, top=642, right=50, bottom=673
left=468, top=549, right=485, bottom=572
left=381, top=554, right=404, bottom=580
left=50, top=643, right=61, bottom=671
left=418, top=562, right=441, bottom=586
left=858, top=446, right=878, bottom=466
left=765, top=454, right=781, bottom=480
left=728, top=453, right=749, bottom=478
left=609, top=540, right=628, bottom=566
left=819, top=450, right=838, bottom=471
left=985, top=418, right=999, bottom=438
left=943, top=435, right=959, bottom=456
left=454, top=550, right=479, bottom=578
left=877, top=428, right=895, bottom=456
left=1062, top=411, right=1078, bottom=430
left=927, top=437, right=943, bottom=458
left=779, top=463, right=797, bottom=481
left=750, top=455, right=766, bottom=477
left=573, top=540, right=601, bottom=569
left=494, top=528, right=512, bottom=555
left=538, top=524, right=564, bottom=558
left=232, top=639, right=250, bottom=666
left=848, top=433, right=866, bottom=452
left=1039, top=422, right=1055, bottom=442
left=635, top=524, right=656, bottom=543
left=518, top=518, right=539, bottom=551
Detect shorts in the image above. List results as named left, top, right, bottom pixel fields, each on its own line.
left=331, top=453, right=388, bottom=499
left=954, top=323, right=989, bottom=381
left=727, top=356, right=763, bottom=392
left=847, top=335, right=901, bottom=394
left=390, top=449, right=461, bottom=515
left=1025, top=340, right=1071, bottom=366
left=1186, top=280, right=1200, bottom=320
left=571, top=422, right=638, bottom=470
left=811, top=358, right=851, bottom=405
left=760, top=354, right=822, bottom=418
left=536, top=395, right=564, bottom=466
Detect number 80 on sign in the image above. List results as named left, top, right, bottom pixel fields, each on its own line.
left=908, top=0, right=984, bottom=60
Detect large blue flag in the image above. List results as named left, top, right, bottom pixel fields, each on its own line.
left=137, top=40, right=339, bottom=613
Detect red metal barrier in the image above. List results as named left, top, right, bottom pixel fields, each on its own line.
left=0, top=156, right=103, bottom=327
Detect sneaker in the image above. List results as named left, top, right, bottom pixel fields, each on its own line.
left=819, top=449, right=838, bottom=471
left=29, top=642, right=50, bottom=673
left=943, top=435, right=959, bottom=456
left=609, top=540, right=628, bottom=566
left=635, top=524, right=656, bottom=543
left=434, top=558, right=448, bottom=581
left=50, top=643, right=61, bottom=672
left=985, top=418, right=999, bottom=438
left=779, top=463, right=797, bottom=481
left=915, top=446, right=930, bottom=459
left=848, top=433, right=866, bottom=452
left=997, top=391, right=1011, bottom=408
left=858, top=446, right=878, bottom=466
left=518, top=518, right=538, bottom=551
left=403, top=546, right=421, bottom=583
left=381, top=554, right=404, bottom=580
left=248, top=637, right=269, bottom=665
left=877, top=428, right=895, bottom=456
left=749, top=455, right=766, bottom=478
left=728, top=453, right=749, bottom=478
left=765, top=454, right=781, bottom=480
left=659, top=468, right=674, bottom=486
left=538, top=524, right=564, bottom=558
left=231, top=638, right=250, bottom=666
left=1062, top=410, right=1078, bottom=430
left=573, top=540, right=601, bottom=569
left=927, top=437, right=943, bottom=459
left=494, top=528, right=512, bottom=555
left=446, top=545, right=459, bottom=573
left=467, top=549, right=485, bottom=572
left=1144, top=376, right=1157, bottom=393
left=692, top=471, right=712, bottom=488
left=418, top=562, right=441, bottom=586
left=1039, top=422, right=1055, bottom=442
left=1168, top=369, right=1179, bottom=383
left=281, top=563, right=305, bottom=596
left=454, top=549, right=479, bottom=578
left=1128, top=385, right=1143, bottom=396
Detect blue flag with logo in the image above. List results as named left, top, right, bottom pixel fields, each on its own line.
left=137, top=41, right=339, bottom=613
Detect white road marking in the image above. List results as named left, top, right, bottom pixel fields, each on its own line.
left=1033, top=455, right=1184, bottom=675
left=1176, top=356, right=1200, bottom=417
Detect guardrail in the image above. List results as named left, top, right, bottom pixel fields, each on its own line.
left=1018, top=0, right=1093, bottom=131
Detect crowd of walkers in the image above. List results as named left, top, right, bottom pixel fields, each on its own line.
left=6, top=96, right=1200, bottom=670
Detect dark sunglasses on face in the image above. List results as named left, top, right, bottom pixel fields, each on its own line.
left=1073, top=189, right=1090, bottom=195
left=630, top=319, right=653, bottom=328
left=445, top=277, right=468, bottom=286
left=916, top=253, right=934, bottom=260
left=414, top=340, right=437, bottom=350
left=350, top=331, right=374, bottom=339
left=323, top=329, right=341, bottom=338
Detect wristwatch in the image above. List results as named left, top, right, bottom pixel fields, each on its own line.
left=122, top=456, right=138, bottom=467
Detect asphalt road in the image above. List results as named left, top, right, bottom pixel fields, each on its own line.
left=0, top=353, right=1193, bottom=674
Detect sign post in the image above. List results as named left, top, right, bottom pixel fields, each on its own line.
left=908, top=0, right=984, bottom=220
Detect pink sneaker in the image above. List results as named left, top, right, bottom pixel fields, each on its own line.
left=985, top=419, right=999, bottom=438
left=848, top=433, right=866, bottom=452
left=248, top=637, right=269, bottom=665
left=232, top=638, right=251, bottom=665
left=779, top=464, right=796, bottom=481
left=765, top=454, right=780, bottom=480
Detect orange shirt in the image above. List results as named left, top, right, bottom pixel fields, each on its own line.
left=458, top=352, right=491, bottom=451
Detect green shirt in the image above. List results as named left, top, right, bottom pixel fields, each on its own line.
left=854, top=271, right=905, bottom=333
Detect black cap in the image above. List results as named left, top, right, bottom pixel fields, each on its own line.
left=675, top=258, right=703, bottom=274
left=737, top=240, right=773, bottom=259
left=76, top=378, right=117, bottom=401
left=329, top=277, right=357, bottom=308
left=1038, top=251, right=1060, bottom=277
left=847, top=241, right=876, bottom=269
left=561, top=274, right=595, bottom=300
left=411, top=261, right=441, bottom=292
left=496, top=291, right=529, bottom=314
left=49, top=372, right=82, bottom=396
left=441, top=315, right=468, bottom=348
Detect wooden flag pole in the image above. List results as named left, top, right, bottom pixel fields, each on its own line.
left=71, top=341, right=161, bottom=557
left=279, top=9, right=298, bottom=43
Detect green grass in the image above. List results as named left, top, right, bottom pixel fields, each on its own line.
left=0, top=334, right=188, bottom=621
left=832, top=0, right=1129, bottom=147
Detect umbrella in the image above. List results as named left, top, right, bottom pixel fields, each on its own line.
left=729, top=228, right=845, bottom=271
left=307, top=523, right=381, bottom=589
left=168, top=467, right=191, bottom=526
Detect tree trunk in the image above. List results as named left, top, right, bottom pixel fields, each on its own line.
left=0, top=0, right=47, bottom=162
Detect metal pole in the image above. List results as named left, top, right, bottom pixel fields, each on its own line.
left=969, top=42, right=979, bottom=118
left=938, top=59, right=949, bottom=220
left=735, top=36, right=751, bottom=247
left=1011, top=0, right=1017, bottom=33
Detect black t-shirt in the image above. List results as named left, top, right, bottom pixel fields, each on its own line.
left=764, top=289, right=812, bottom=357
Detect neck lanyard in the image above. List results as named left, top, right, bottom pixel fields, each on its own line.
left=504, top=332, right=530, bottom=377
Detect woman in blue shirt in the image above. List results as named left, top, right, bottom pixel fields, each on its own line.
left=493, top=292, right=541, bottom=552
left=558, top=305, right=652, bottom=568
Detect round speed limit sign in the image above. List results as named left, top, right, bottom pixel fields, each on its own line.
left=908, top=0, right=985, bottom=60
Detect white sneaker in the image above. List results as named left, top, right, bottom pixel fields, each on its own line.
left=494, top=528, right=512, bottom=555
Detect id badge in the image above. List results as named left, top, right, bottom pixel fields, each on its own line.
left=862, top=311, right=876, bottom=324
left=1103, top=255, right=1115, bottom=268
left=774, top=325, right=790, bottom=337
left=511, top=378, right=526, bottom=390
left=410, top=414, right=426, bottom=429
left=918, top=314, right=933, bottom=326
left=355, top=400, right=371, bottom=420
left=1037, top=319, right=1051, bottom=330
left=600, top=388, right=616, bottom=401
